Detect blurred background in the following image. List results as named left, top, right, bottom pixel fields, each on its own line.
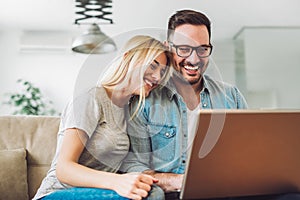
left=1, top=0, right=300, bottom=115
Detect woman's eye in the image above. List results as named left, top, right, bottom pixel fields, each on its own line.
left=150, top=64, right=157, bottom=70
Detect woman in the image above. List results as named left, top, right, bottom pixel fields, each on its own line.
left=33, top=35, right=172, bottom=200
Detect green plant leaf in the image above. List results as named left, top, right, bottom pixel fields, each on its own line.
left=4, top=79, right=59, bottom=116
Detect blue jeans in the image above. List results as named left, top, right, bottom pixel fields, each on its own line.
left=41, top=185, right=164, bottom=200
left=41, top=187, right=129, bottom=200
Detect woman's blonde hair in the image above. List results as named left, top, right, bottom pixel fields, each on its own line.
left=102, top=35, right=173, bottom=118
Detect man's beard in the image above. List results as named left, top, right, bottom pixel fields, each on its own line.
left=177, top=59, right=208, bottom=85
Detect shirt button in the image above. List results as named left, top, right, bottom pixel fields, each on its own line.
left=183, top=110, right=186, bottom=113
left=203, top=103, right=207, bottom=107
left=165, top=132, right=170, bottom=137
left=182, top=160, right=186, bottom=163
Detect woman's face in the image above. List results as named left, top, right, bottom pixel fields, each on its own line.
left=132, top=53, right=168, bottom=97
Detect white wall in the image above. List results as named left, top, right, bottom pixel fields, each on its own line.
left=235, top=27, right=300, bottom=109
left=0, top=30, right=80, bottom=114
left=211, top=40, right=236, bottom=84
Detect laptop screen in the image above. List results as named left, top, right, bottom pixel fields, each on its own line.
left=180, top=110, right=300, bottom=199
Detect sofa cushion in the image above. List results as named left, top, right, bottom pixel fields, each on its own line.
left=0, top=148, right=28, bottom=200
left=0, top=115, right=60, bottom=199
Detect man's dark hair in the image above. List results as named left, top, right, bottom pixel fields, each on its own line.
left=167, top=9, right=211, bottom=42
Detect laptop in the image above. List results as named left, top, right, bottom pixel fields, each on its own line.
left=180, top=110, right=300, bottom=199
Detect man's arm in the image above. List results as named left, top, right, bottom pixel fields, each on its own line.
left=120, top=100, right=152, bottom=173
left=143, top=170, right=183, bottom=192
left=121, top=97, right=184, bottom=192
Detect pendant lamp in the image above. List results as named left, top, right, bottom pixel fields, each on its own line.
left=72, top=23, right=116, bottom=54
left=72, top=0, right=117, bottom=54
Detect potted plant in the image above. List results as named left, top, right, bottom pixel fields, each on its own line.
left=4, top=79, right=59, bottom=116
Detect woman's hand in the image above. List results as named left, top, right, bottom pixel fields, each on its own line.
left=112, top=173, right=158, bottom=200
left=57, top=129, right=157, bottom=200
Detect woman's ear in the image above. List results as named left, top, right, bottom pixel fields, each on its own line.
left=123, top=52, right=128, bottom=59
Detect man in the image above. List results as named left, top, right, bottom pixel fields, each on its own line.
left=121, top=9, right=247, bottom=199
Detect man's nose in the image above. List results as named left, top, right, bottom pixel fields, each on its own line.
left=186, top=49, right=201, bottom=64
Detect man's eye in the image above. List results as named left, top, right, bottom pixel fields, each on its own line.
left=178, top=47, right=191, bottom=53
left=197, top=47, right=208, bottom=54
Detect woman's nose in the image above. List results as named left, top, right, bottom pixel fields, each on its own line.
left=152, top=70, right=161, bottom=82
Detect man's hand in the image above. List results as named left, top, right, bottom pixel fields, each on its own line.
left=143, top=170, right=183, bottom=192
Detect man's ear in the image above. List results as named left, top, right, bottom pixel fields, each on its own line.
left=163, top=41, right=171, bottom=51
left=163, top=40, right=168, bottom=46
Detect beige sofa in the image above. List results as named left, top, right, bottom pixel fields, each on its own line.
left=0, top=115, right=60, bottom=200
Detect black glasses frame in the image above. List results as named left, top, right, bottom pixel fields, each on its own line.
left=169, top=42, right=213, bottom=58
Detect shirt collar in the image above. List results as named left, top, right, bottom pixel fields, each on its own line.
left=202, top=75, right=210, bottom=93
left=165, top=78, right=178, bottom=100
left=165, top=74, right=210, bottom=100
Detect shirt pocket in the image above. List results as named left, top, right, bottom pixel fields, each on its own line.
left=147, top=123, right=176, bottom=162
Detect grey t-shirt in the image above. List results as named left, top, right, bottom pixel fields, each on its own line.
left=33, top=87, right=129, bottom=199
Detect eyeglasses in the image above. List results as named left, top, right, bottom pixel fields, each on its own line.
left=169, top=42, right=213, bottom=58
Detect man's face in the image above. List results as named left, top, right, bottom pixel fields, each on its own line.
left=170, top=24, right=211, bottom=85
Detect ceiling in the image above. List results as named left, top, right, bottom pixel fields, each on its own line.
left=0, top=0, right=300, bottom=42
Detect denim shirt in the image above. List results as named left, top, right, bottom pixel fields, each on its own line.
left=120, top=75, right=248, bottom=174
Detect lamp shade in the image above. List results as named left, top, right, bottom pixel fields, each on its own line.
left=72, top=23, right=117, bottom=54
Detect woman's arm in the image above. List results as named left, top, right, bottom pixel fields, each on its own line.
left=56, top=128, right=157, bottom=200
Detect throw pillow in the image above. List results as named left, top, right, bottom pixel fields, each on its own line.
left=0, top=148, right=28, bottom=200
